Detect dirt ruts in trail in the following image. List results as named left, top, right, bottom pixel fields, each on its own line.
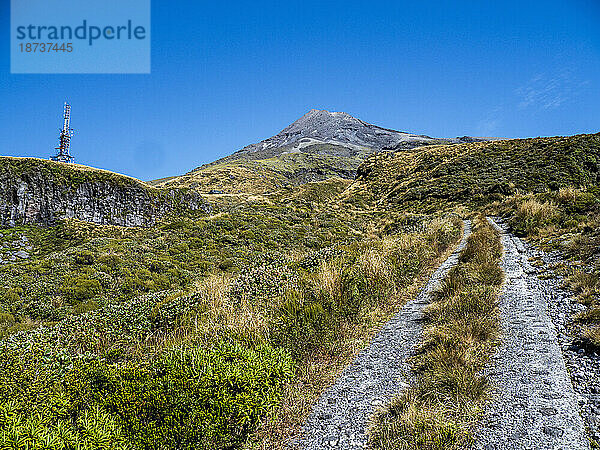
left=475, top=218, right=589, bottom=450
left=297, top=220, right=472, bottom=449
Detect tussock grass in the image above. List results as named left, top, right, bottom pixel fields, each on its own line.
left=246, top=216, right=463, bottom=449
left=584, top=326, right=600, bottom=347
left=512, top=199, right=558, bottom=236
left=368, top=216, right=503, bottom=449
left=556, top=186, right=580, bottom=204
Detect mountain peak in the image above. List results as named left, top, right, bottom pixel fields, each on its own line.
left=222, top=110, right=493, bottom=164
left=281, top=109, right=367, bottom=136
left=232, top=110, right=437, bottom=159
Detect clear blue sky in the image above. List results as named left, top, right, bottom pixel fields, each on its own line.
left=1, top=0, right=599, bottom=181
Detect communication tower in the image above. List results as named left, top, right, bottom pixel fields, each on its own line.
left=51, top=102, right=74, bottom=163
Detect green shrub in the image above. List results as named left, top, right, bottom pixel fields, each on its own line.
left=74, top=250, right=95, bottom=265
left=150, top=292, right=206, bottom=330
left=60, top=276, right=102, bottom=304
left=0, top=399, right=132, bottom=450
left=73, top=300, right=100, bottom=315
left=0, top=312, right=15, bottom=326
left=336, top=265, right=368, bottom=318
left=96, top=254, right=122, bottom=269
left=65, top=342, right=294, bottom=449
left=2, top=287, right=23, bottom=304
left=270, top=289, right=331, bottom=358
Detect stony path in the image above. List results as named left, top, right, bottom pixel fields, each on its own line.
left=297, top=220, right=472, bottom=449
left=475, top=218, right=589, bottom=450
left=535, top=246, right=600, bottom=444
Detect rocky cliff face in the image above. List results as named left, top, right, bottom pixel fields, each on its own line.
left=0, top=158, right=209, bottom=227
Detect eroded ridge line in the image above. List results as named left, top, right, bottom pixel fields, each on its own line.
left=475, top=218, right=589, bottom=450
left=297, top=219, right=472, bottom=450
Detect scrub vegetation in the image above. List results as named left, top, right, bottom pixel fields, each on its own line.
left=496, top=186, right=600, bottom=348
left=0, top=159, right=462, bottom=449
left=2, top=130, right=599, bottom=449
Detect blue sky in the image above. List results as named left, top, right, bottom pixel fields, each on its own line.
left=0, top=0, right=599, bottom=181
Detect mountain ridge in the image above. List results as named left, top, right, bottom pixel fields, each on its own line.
left=153, top=109, right=497, bottom=193
left=213, top=109, right=494, bottom=163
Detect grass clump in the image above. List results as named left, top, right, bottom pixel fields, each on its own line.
left=368, top=216, right=503, bottom=449
left=511, top=199, right=558, bottom=236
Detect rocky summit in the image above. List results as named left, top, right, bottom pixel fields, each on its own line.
left=232, top=109, right=445, bottom=158
left=225, top=109, right=492, bottom=160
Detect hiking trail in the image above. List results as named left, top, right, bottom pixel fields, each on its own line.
left=475, top=218, right=589, bottom=450
left=297, top=220, right=472, bottom=449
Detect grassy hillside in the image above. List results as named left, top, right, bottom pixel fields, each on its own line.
left=2, top=131, right=600, bottom=449
left=154, top=145, right=375, bottom=194
left=0, top=157, right=148, bottom=189
left=355, top=133, right=600, bottom=212
left=0, top=159, right=464, bottom=449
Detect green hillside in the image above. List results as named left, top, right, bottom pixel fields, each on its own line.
left=0, top=157, right=148, bottom=188
left=154, top=145, right=368, bottom=194
left=355, top=133, right=600, bottom=211
left=1, top=132, right=600, bottom=449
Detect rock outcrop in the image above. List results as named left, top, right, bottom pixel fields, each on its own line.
left=0, top=158, right=209, bottom=227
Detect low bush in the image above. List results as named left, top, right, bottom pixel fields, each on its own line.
left=65, top=342, right=294, bottom=449
left=510, top=199, right=558, bottom=236
left=60, top=276, right=102, bottom=304
left=74, top=250, right=95, bottom=265
left=0, top=342, right=293, bottom=450
left=0, top=401, right=132, bottom=450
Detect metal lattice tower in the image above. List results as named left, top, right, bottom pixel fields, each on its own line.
left=51, top=102, right=74, bottom=163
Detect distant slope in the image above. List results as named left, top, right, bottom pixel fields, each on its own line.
left=154, top=109, right=494, bottom=194
left=155, top=151, right=359, bottom=194
left=353, top=133, right=600, bottom=212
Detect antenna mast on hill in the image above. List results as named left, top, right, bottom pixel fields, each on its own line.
left=51, top=102, right=74, bottom=163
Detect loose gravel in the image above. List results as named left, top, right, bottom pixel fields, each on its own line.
left=296, top=220, right=472, bottom=449
left=475, top=218, right=589, bottom=450
left=523, top=232, right=600, bottom=445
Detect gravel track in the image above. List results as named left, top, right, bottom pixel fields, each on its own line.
left=296, top=220, right=472, bottom=449
left=475, top=218, right=589, bottom=450
left=535, top=246, right=600, bottom=444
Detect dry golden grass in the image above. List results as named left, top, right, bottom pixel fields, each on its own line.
left=516, top=199, right=557, bottom=226
left=557, top=186, right=580, bottom=204
left=143, top=274, right=270, bottom=356
left=584, top=326, right=600, bottom=347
